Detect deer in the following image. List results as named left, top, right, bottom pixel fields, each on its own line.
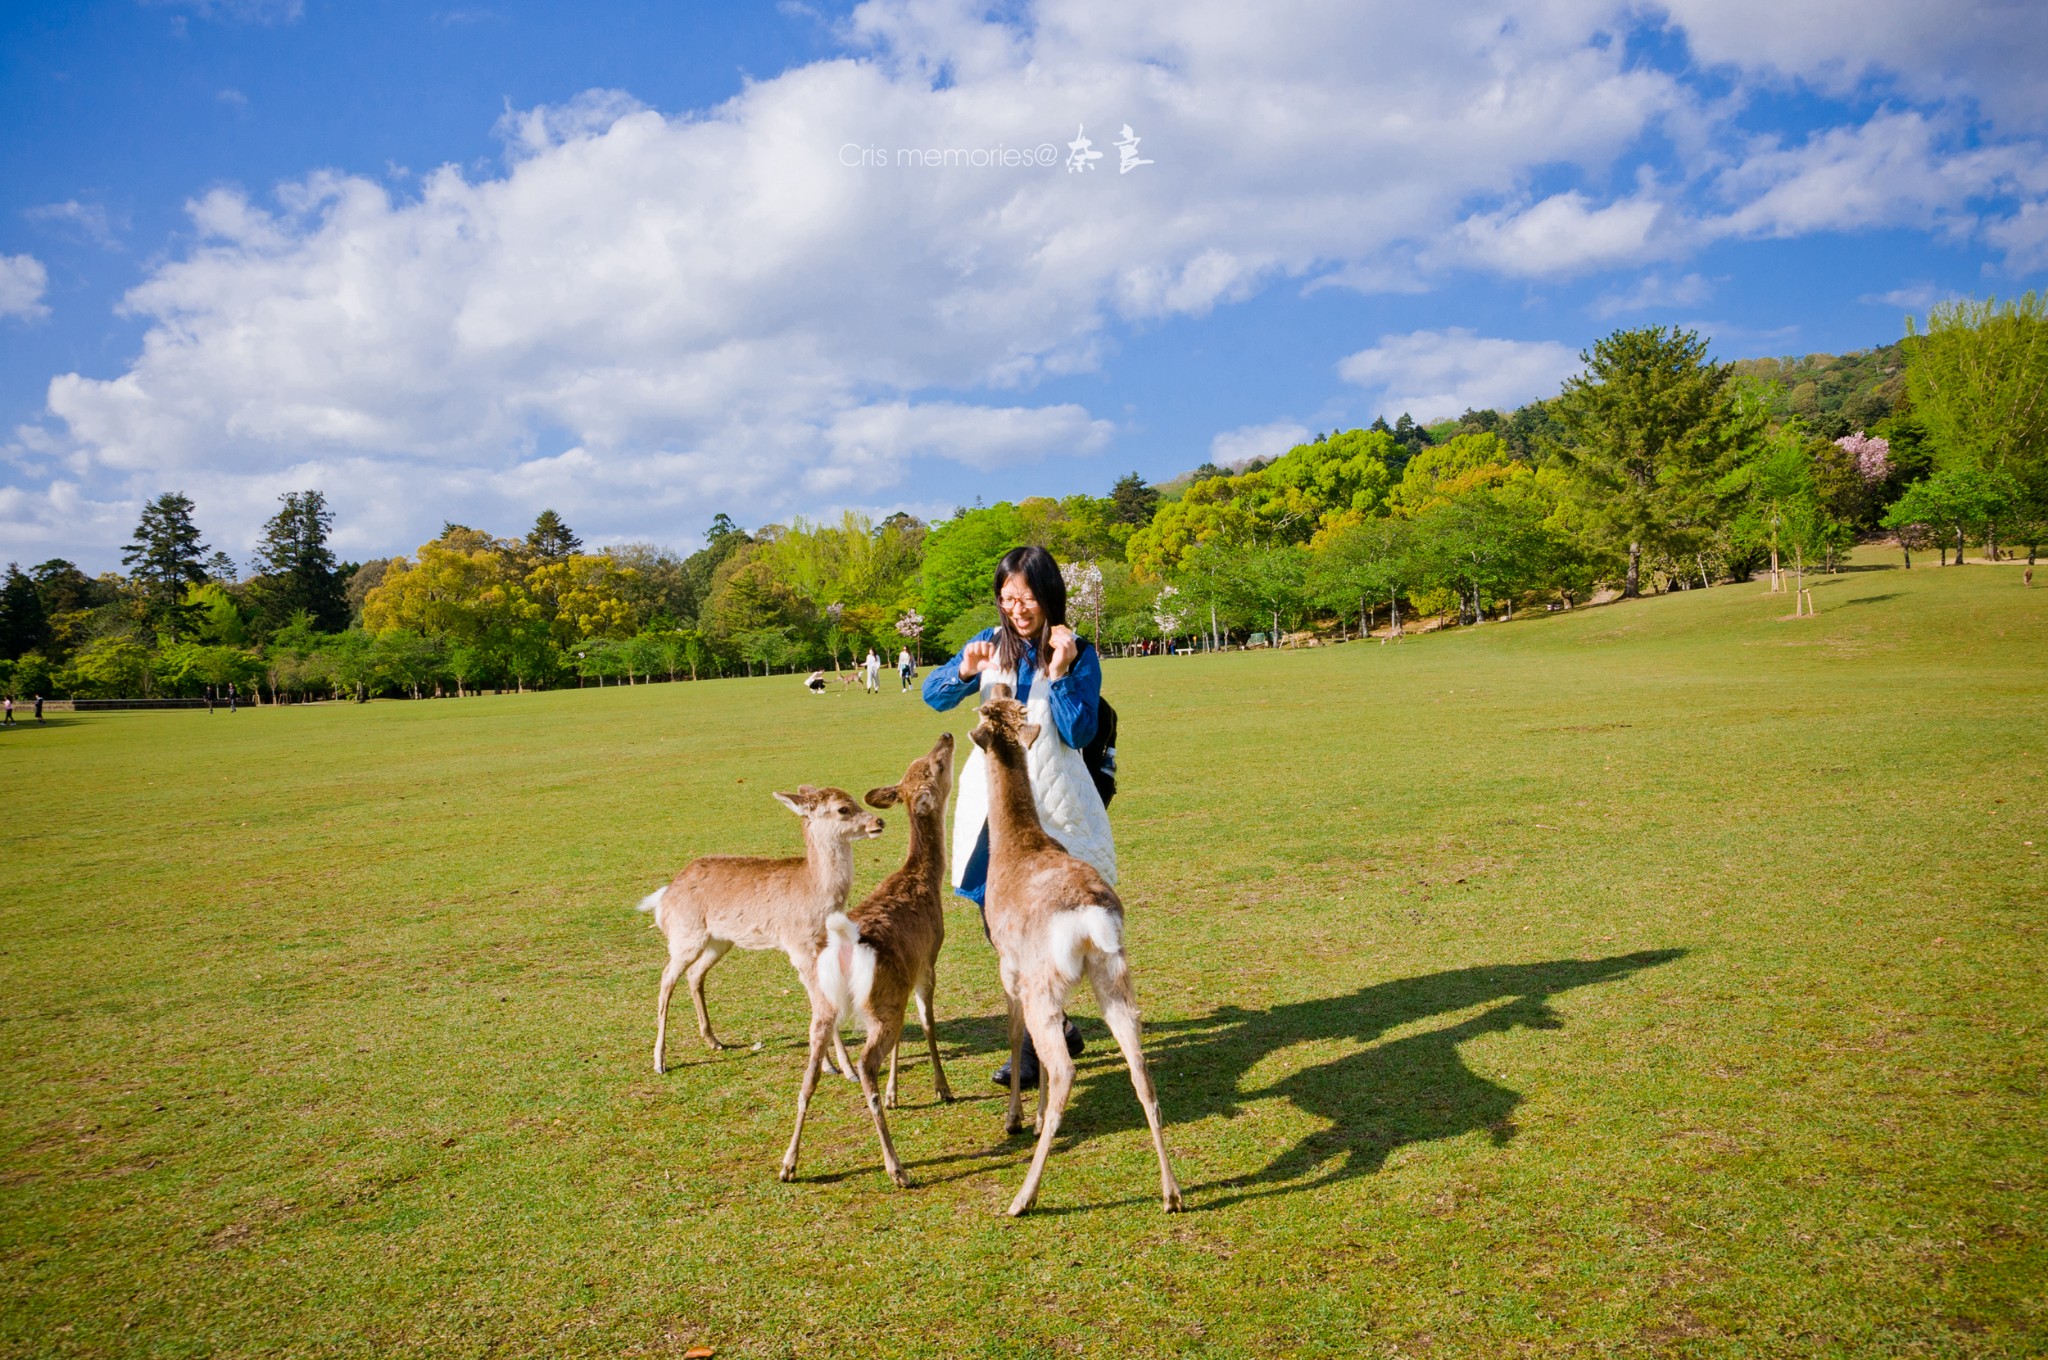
left=969, top=686, right=1183, bottom=1216
left=780, top=732, right=957, bottom=1189
left=637, top=785, right=882, bottom=1078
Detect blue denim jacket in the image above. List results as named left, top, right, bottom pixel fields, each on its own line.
left=921, top=626, right=1102, bottom=904
left=920, top=627, right=1100, bottom=750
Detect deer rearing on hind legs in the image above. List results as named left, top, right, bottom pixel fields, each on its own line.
left=970, top=687, right=1183, bottom=1216
left=780, top=732, right=957, bottom=1189
left=637, top=785, right=882, bottom=1078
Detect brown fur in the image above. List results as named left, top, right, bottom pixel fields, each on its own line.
left=971, top=691, right=1183, bottom=1215
left=781, top=733, right=956, bottom=1188
left=647, top=785, right=881, bottom=1076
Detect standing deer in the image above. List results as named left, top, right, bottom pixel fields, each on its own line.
left=780, top=732, right=957, bottom=1188
left=637, top=785, right=881, bottom=1076
left=970, top=688, right=1183, bottom=1216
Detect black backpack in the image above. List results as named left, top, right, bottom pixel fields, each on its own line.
left=1083, top=697, right=1118, bottom=808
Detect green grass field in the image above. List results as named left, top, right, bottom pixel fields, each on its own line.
left=3, top=554, right=2044, bottom=1358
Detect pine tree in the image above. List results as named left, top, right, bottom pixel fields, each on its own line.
left=1109, top=472, right=1160, bottom=526
left=121, top=492, right=210, bottom=640
left=249, top=490, right=348, bottom=633
left=1551, top=327, right=1759, bottom=597
left=0, top=563, right=52, bottom=661
left=527, top=509, right=582, bottom=562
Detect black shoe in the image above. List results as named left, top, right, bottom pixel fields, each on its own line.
left=992, top=1020, right=1084, bottom=1087
left=992, top=1043, right=1041, bottom=1089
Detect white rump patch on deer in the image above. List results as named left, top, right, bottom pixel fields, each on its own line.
left=635, top=887, right=666, bottom=925
left=816, top=913, right=877, bottom=1032
left=1045, top=905, right=1121, bottom=984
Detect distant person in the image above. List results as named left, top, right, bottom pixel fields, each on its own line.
left=206, top=684, right=216, bottom=715
left=33, top=693, right=44, bottom=723
left=864, top=648, right=881, bottom=695
left=804, top=670, right=827, bottom=695
left=2, top=695, right=12, bottom=727
left=227, top=682, right=238, bottom=713
left=897, top=646, right=915, bottom=692
left=923, top=544, right=1111, bottom=1088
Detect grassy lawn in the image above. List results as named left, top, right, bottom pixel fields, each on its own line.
left=3, top=552, right=2043, bottom=1358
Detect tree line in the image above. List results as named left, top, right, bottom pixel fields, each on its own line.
left=3, top=295, right=2043, bottom=703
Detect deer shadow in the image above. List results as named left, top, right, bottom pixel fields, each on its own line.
left=939, top=949, right=1685, bottom=1210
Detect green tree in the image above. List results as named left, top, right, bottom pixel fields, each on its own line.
left=1231, top=543, right=1311, bottom=644
left=526, top=509, right=583, bottom=562
left=121, top=492, right=211, bottom=639
left=1882, top=465, right=2013, bottom=567
left=1110, top=472, right=1160, bottom=527
left=1905, top=293, right=2048, bottom=560
left=1551, top=327, right=1760, bottom=597
left=918, top=503, right=1027, bottom=632
left=65, top=637, right=154, bottom=698
left=248, top=490, right=349, bottom=634
left=1309, top=517, right=1415, bottom=638
left=0, top=563, right=52, bottom=661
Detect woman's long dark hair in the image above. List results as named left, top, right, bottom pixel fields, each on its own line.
left=992, top=545, right=1067, bottom=670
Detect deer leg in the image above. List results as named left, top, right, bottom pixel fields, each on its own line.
left=792, top=947, right=859, bottom=1079
left=885, top=1028, right=902, bottom=1109
left=857, top=1016, right=911, bottom=1188
left=1003, top=996, right=1028, bottom=1136
left=914, top=966, right=953, bottom=1103
left=779, top=1006, right=838, bottom=1182
left=1008, top=1003, right=1076, bottom=1217
left=1093, top=956, right=1184, bottom=1213
left=685, top=939, right=733, bottom=1049
left=663, top=925, right=720, bottom=1073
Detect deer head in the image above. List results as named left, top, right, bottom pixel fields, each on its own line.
left=772, top=784, right=886, bottom=841
left=968, top=696, right=1040, bottom=755
left=864, top=731, right=956, bottom=819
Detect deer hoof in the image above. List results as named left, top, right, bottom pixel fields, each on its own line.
left=1163, top=1189, right=1185, bottom=1213
left=778, top=1164, right=797, bottom=1183
left=890, top=1170, right=912, bottom=1189
left=1006, top=1193, right=1036, bottom=1217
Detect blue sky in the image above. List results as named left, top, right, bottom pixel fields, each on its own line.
left=3, top=0, right=2045, bottom=571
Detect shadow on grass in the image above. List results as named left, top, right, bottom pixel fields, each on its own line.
left=932, top=950, right=1684, bottom=1211
left=1839, top=593, right=1903, bottom=607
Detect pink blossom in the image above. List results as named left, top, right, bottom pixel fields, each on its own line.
left=1837, top=430, right=1890, bottom=483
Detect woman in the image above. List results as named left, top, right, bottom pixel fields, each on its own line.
left=923, top=545, right=1111, bottom=1086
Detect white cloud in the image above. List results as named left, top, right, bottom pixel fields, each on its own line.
left=0, top=255, right=50, bottom=320
left=1338, top=329, right=1582, bottom=422
left=1208, top=421, right=1312, bottom=468
left=1592, top=271, right=1712, bottom=317
left=25, top=200, right=122, bottom=250
left=1442, top=192, right=1673, bottom=277
left=1708, top=111, right=2029, bottom=240
left=1656, top=0, right=2048, bottom=133
left=1984, top=200, right=2048, bottom=272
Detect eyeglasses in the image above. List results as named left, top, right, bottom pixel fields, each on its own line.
left=998, top=592, right=1038, bottom=610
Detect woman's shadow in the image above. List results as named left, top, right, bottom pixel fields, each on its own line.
left=1030, top=949, right=1685, bottom=1209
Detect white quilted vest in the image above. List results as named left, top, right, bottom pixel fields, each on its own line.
left=951, top=664, right=1117, bottom=890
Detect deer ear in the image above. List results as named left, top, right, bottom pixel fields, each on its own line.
left=968, top=723, right=992, bottom=750
left=1017, top=723, right=1041, bottom=749
left=772, top=790, right=804, bottom=815
left=864, top=785, right=901, bottom=809
left=913, top=787, right=938, bottom=817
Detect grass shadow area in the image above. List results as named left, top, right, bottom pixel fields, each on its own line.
left=1039, top=950, right=1683, bottom=1209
